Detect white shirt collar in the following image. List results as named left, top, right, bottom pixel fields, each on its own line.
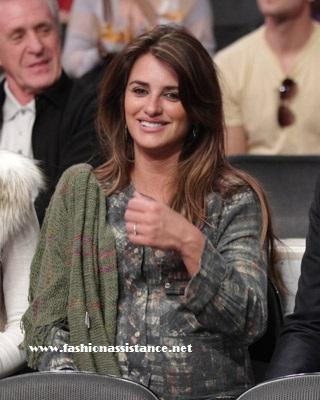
left=3, top=81, right=35, bottom=122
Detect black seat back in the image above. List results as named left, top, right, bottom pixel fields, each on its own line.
left=236, top=373, right=320, bottom=400
left=0, top=371, right=159, bottom=400
left=229, top=155, right=320, bottom=238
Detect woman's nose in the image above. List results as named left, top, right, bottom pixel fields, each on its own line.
left=144, top=95, right=162, bottom=116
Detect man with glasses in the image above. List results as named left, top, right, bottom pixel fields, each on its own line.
left=215, top=0, right=320, bottom=155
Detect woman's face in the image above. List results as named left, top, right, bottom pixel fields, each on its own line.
left=124, top=53, right=190, bottom=160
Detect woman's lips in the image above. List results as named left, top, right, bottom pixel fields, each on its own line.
left=139, top=120, right=168, bottom=128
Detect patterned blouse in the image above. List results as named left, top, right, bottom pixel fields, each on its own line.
left=40, top=183, right=268, bottom=400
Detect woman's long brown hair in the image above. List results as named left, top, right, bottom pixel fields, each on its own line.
left=95, top=25, right=284, bottom=293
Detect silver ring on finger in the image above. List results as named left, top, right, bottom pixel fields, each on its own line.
left=133, top=223, right=137, bottom=236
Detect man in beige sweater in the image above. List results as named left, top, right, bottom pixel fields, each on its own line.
left=215, top=0, right=320, bottom=155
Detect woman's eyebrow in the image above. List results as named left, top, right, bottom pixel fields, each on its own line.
left=127, top=80, right=179, bottom=91
left=127, top=80, right=149, bottom=87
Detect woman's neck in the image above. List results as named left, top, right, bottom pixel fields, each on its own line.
left=131, top=153, right=178, bottom=203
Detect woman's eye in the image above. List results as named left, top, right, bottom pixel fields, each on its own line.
left=164, top=91, right=180, bottom=101
left=132, top=87, right=148, bottom=96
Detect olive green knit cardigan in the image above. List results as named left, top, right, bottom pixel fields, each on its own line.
left=22, top=164, right=120, bottom=375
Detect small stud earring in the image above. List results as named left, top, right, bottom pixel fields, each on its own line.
left=192, top=126, right=198, bottom=139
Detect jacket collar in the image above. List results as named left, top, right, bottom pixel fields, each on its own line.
left=0, top=71, right=72, bottom=122
left=35, top=71, right=72, bottom=109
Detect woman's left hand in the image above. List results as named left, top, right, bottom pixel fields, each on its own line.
left=124, top=191, right=205, bottom=276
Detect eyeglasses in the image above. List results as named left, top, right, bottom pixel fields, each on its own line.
left=278, top=78, right=297, bottom=127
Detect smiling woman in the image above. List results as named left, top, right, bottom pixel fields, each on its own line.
left=124, top=53, right=190, bottom=165
left=22, top=25, right=282, bottom=400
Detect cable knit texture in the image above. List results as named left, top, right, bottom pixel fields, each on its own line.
left=22, top=164, right=120, bottom=376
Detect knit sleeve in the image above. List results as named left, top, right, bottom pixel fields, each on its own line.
left=21, top=164, right=93, bottom=369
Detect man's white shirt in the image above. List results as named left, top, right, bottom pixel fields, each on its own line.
left=0, top=82, right=35, bottom=158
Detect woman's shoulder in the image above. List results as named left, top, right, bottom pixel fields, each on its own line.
left=46, top=164, right=105, bottom=224
left=209, top=173, right=262, bottom=216
left=207, top=176, right=259, bottom=209
left=224, top=184, right=258, bottom=206
left=58, top=163, right=97, bottom=188
left=53, top=164, right=103, bottom=206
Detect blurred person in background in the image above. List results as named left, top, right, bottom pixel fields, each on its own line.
left=62, top=0, right=215, bottom=79
left=0, top=0, right=101, bottom=225
left=215, top=0, right=320, bottom=155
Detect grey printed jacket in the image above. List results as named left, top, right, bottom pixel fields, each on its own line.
left=42, top=183, right=268, bottom=400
